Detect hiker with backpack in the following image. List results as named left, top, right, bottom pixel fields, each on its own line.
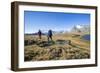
left=38, top=30, right=42, bottom=39
left=47, top=29, right=53, bottom=41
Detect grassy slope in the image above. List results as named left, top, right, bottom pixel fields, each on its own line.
left=24, top=33, right=90, bottom=61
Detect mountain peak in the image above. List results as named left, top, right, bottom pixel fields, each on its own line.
left=75, top=25, right=83, bottom=29
left=71, top=25, right=90, bottom=34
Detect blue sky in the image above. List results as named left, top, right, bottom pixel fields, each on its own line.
left=24, top=11, right=90, bottom=33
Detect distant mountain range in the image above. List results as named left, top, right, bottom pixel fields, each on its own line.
left=25, top=30, right=67, bottom=35
left=25, top=25, right=90, bottom=35
left=71, top=25, right=90, bottom=34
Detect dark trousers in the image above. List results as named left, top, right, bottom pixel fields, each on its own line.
left=39, top=35, right=41, bottom=39
left=48, top=36, right=52, bottom=41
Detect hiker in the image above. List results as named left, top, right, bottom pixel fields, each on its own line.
left=47, top=29, right=53, bottom=41
left=38, top=30, right=42, bottom=39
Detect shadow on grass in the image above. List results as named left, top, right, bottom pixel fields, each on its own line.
left=36, top=40, right=55, bottom=47
left=25, top=39, right=71, bottom=47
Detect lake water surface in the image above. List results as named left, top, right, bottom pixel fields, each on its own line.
left=82, top=34, right=90, bottom=41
